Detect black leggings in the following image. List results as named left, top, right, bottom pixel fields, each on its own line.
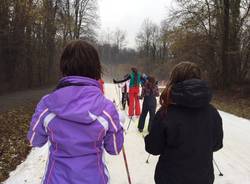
left=138, top=96, right=156, bottom=132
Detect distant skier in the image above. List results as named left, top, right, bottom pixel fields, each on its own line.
left=27, top=40, right=124, bottom=184
left=145, top=61, right=223, bottom=184
left=138, top=76, right=159, bottom=133
left=140, top=73, right=148, bottom=87
left=113, top=67, right=143, bottom=117
left=118, top=80, right=130, bottom=110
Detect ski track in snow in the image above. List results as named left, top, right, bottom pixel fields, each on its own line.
left=3, top=84, right=250, bottom=184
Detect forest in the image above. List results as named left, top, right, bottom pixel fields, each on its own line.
left=0, top=0, right=98, bottom=93
left=0, top=0, right=250, bottom=94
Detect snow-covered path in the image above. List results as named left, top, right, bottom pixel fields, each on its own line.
left=3, top=84, right=250, bottom=184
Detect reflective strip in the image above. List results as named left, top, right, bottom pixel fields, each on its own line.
left=30, top=133, right=36, bottom=146
left=30, top=108, right=49, bottom=146
left=103, top=110, right=118, bottom=132
left=43, top=113, right=56, bottom=133
left=89, top=111, right=109, bottom=132
left=32, top=108, right=49, bottom=131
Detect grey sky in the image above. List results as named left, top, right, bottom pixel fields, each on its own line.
left=98, top=0, right=174, bottom=48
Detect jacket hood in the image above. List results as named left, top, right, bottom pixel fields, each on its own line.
left=44, top=76, right=106, bottom=124
left=171, top=79, right=212, bottom=108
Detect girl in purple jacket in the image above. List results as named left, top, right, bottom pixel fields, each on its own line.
left=27, top=40, right=124, bottom=184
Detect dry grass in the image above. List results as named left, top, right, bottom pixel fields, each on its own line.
left=0, top=104, right=34, bottom=182
left=213, top=90, right=250, bottom=119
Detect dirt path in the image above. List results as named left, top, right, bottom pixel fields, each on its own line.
left=0, top=87, right=53, bottom=112
left=0, top=86, right=53, bottom=181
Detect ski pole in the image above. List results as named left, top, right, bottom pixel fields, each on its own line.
left=127, top=116, right=133, bottom=130
left=122, top=146, right=132, bottom=184
left=213, top=159, right=223, bottom=176
left=145, top=154, right=150, bottom=164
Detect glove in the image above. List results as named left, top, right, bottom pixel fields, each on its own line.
left=139, top=96, right=143, bottom=100
left=113, top=79, right=116, bottom=83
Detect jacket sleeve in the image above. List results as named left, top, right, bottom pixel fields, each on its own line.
left=145, top=111, right=166, bottom=155
left=27, top=98, right=49, bottom=147
left=212, top=108, right=223, bottom=152
left=103, top=103, right=124, bottom=155
left=113, top=74, right=131, bottom=84
left=154, top=85, right=160, bottom=97
left=141, top=86, right=146, bottom=97
left=140, top=76, right=146, bottom=86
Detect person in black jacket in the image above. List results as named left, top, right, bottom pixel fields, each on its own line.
left=145, top=61, right=223, bottom=184
left=138, top=76, right=159, bottom=132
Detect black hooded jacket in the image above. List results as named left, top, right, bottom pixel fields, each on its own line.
left=145, top=79, right=223, bottom=184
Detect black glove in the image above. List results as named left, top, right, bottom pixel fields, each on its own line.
left=139, top=96, right=143, bottom=100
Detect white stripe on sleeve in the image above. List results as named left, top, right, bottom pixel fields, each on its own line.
left=103, top=110, right=118, bottom=132
left=32, top=108, right=49, bottom=131
left=89, top=111, right=109, bottom=132
left=43, top=113, right=56, bottom=133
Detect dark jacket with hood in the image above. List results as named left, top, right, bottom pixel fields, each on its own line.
left=145, top=79, right=223, bottom=184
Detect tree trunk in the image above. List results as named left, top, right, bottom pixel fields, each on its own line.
left=221, top=0, right=230, bottom=88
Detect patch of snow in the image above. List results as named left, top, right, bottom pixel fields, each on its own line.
left=3, top=84, right=250, bottom=184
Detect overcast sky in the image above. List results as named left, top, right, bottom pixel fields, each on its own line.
left=98, top=0, right=174, bottom=48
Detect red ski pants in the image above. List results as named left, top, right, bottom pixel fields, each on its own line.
left=128, top=87, right=141, bottom=116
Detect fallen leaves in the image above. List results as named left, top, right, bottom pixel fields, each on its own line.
left=0, top=104, right=35, bottom=182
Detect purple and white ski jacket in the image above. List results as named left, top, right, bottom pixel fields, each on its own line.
left=27, top=76, right=124, bottom=184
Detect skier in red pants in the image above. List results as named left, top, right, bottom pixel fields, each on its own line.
left=113, top=67, right=144, bottom=117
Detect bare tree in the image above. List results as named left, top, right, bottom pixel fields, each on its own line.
left=164, top=0, right=250, bottom=88
left=58, top=0, right=99, bottom=42
left=0, top=0, right=99, bottom=94
left=113, top=28, right=127, bottom=51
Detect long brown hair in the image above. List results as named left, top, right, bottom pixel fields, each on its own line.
left=147, top=76, right=156, bottom=90
left=160, top=62, right=202, bottom=112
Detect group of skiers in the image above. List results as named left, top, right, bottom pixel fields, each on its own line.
left=27, top=40, right=223, bottom=184
left=113, top=68, right=159, bottom=133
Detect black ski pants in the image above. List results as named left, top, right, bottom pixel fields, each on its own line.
left=138, top=96, right=157, bottom=132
